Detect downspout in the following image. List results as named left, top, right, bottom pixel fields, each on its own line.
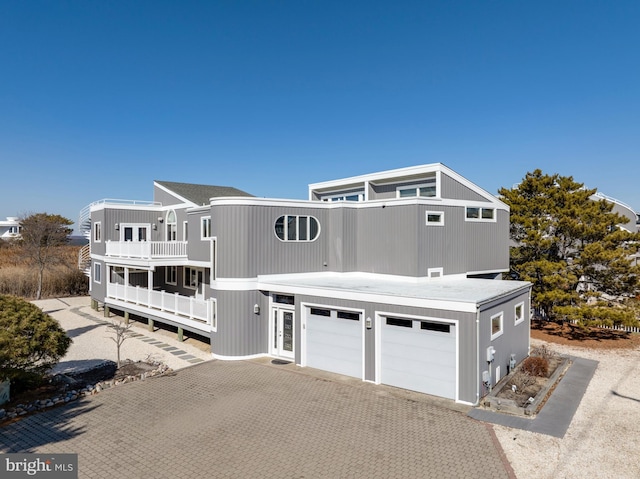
left=472, top=306, right=481, bottom=406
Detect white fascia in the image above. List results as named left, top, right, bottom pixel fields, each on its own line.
left=153, top=181, right=198, bottom=208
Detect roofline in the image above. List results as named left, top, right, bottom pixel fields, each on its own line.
left=308, top=163, right=507, bottom=209
left=153, top=181, right=198, bottom=208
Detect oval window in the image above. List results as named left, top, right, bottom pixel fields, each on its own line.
left=274, top=215, right=320, bottom=242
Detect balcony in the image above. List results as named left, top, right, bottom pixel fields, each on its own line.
left=106, top=283, right=215, bottom=333
left=105, top=240, right=188, bottom=259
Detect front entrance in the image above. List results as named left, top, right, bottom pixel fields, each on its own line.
left=272, top=307, right=295, bottom=360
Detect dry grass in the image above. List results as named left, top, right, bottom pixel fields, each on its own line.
left=0, top=242, right=89, bottom=298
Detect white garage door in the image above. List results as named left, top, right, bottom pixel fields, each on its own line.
left=306, top=307, right=362, bottom=379
left=381, top=317, right=456, bottom=399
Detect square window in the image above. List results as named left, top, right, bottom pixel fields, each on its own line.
left=482, top=208, right=495, bottom=220
left=515, top=302, right=525, bottom=325
left=466, top=207, right=480, bottom=219
left=491, top=312, right=503, bottom=340
left=166, top=266, right=177, bottom=285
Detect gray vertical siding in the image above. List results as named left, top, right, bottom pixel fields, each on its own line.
left=210, top=289, right=266, bottom=357
left=154, top=185, right=192, bottom=207
left=479, top=287, right=532, bottom=390
left=356, top=204, right=419, bottom=275
left=441, top=173, right=492, bottom=202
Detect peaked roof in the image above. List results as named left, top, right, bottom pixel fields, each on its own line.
left=155, top=180, right=254, bottom=206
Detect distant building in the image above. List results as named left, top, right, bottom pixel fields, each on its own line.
left=0, top=217, right=21, bottom=240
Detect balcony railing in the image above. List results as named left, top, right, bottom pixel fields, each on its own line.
left=105, top=240, right=188, bottom=259
left=107, top=283, right=215, bottom=331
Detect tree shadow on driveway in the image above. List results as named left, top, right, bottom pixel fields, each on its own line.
left=0, top=399, right=100, bottom=453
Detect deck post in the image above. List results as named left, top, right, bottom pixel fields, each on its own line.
left=104, top=305, right=110, bottom=318
left=177, top=327, right=184, bottom=342
left=148, top=318, right=154, bottom=332
left=124, top=310, right=129, bottom=325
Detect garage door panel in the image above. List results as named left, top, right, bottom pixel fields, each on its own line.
left=306, top=311, right=362, bottom=379
left=381, top=320, right=456, bottom=399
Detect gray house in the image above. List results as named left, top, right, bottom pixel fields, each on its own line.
left=79, top=163, right=531, bottom=405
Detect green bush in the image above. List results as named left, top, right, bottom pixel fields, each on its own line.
left=0, top=295, right=71, bottom=390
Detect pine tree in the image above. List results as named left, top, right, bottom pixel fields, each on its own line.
left=499, top=170, right=640, bottom=325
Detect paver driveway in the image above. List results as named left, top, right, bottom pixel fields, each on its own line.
left=0, top=359, right=514, bottom=478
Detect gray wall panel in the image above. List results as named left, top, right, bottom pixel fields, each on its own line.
left=211, top=290, right=266, bottom=357
left=441, top=173, right=491, bottom=201
left=479, top=288, right=532, bottom=393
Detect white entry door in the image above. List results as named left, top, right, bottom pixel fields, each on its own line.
left=272, top=307, right=294, bottom=360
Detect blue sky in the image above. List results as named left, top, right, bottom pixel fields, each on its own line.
left=1, top=1, right=639, bottom=230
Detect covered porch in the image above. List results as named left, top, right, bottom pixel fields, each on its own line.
left=105, top=265, right=215, bottom=334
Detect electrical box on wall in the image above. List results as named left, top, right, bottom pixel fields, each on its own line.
left=486, top=346, right=495, bottom=362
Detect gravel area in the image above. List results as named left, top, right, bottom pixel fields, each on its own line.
left=32, top=297, right=212, bottom=372
left=495, top=338, right=640, bottom=479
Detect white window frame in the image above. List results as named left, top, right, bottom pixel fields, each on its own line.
left=93, top=262, right=102, bottom=284
left=166, top=266, right=177, bottom=286
left=183, top=266, right=203, bottom=290
left=514, top=302, right=525, bottom=325
left=425, top=211, right=444, bottom=226
left=274, top=215, right=321, bottom=242
left=465, top=206, right=496, bottom=222
left=183, top=221, right=189, bottom=241
left=428, top=267, right=443, bottom=278
left=93, top=222, right=102, bottom=243
left=490, top=312, right=504, bottom=340
left=322, top=191, right=365, bottom=202
left=396, top=178, right=437, bottom=199
left=201, top=216, right=211, bottom=239
left=166, top=210, right=177, bottom=241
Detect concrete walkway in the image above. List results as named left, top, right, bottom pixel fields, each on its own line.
left=32, top=297, right=212, bottom=373
left=468, top=356, right=598, bottom=438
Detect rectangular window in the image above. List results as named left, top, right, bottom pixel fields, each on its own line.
left=491, top=312, right=504, bottom=340
left=210, top=238, right=217, bottom=283
left=420, top=321, right=450, bottom=333
left=386, top=317, right=413, bottom=328
left=183, top=221, right=188, bottom=241
left=166, top=266, right=177, bottom=285
left=310, top=307, right=331, bottom=317
left=426, top=211, right=444, bottom=226
left=93, top=222, right=101, bottom=242
left=337, top=311, right=360, bottom=321
left=396, top=176, right=437, bottom=199
left=514, top=302, right=525, bottom=325
left=274, top=294, right=295, bottom=305
left=94, top=262, right=101, bottom=283
left=466, top=207, right=496, bottom=222
left=428, top=267, right=443, bottom=278
left=201, top=217, right=211, bottom=239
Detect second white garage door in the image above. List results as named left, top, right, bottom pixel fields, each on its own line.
left=305, top=307, right=363, bottom=379
left=381, top=316, right=456, bottom=399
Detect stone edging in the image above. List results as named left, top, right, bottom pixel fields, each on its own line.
left=0, top=362, right=173, bottom=424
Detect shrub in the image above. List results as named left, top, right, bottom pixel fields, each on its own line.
left=0, top=295, right=71, bottom=390
left=521, top=356, right=549, bottom=377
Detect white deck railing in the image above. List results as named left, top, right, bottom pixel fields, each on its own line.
left=107, top=283, right=214, bottom=329
left=105, top=241, right=188, bottom=259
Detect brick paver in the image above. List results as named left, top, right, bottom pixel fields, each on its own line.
left=1, top=360, right=513, bottom=478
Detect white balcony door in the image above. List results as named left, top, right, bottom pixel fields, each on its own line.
left=272, top=307, right=295, bottom=360
left=121, top=225, right=149, bottom=242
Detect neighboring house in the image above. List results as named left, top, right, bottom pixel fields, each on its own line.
left=79, top=164, right=532, bottom=405
left=591, top=191, right=638, bottom=233
left=0, top=216, right=21, bottom=240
